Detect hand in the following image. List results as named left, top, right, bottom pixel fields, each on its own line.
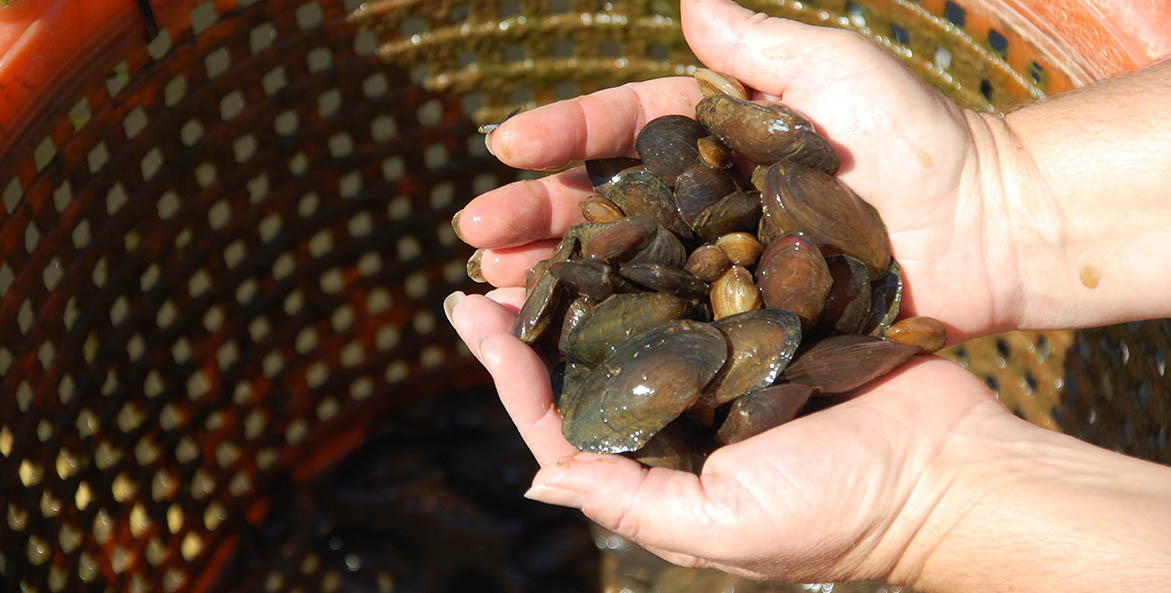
left=456, top=0, right=1012, bottom=341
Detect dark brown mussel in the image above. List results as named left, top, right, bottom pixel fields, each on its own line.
left=865, top=259, right=902, bottom=336
left=514, top=264, right=565, bottom=343
left=598, top=167, right=695, bottom=240
left=709, top=265, right=762, bottom=320
left=618, top=263, right=710, bottom=300
left=755, top=232, right=833, bottom=329
left=695, top=94, right=839, bottom=173
left=715, top=384, right=816, bottom=445
left=635, top=115, right=708, bottom=185
left=884, top=316, right=948, bottom=353
left=557, top=296, right=594, bottom=355
left=565, top=292, right=691, bottom=367
left=627, top=225, right=688, bottom=268
left=551, top=360, right=592, bottom=412
left=561, top=320, right=728, bottom=454
left=586, top=156, right=641, bottom=191
left=700, top=309, right=802, bottom=407
left=816, top=255, right=871, bottom=335
left=579, top=216, right=657, bottom=263
left=783, top=334, right=921, bottom=394
left=549, top=260, right=630, bottom=302
left=692, top=190, right=763, bottom=243
left=580, top=195, right=626, bottom=223
left=759, top=160, right=891, bottom=276
left=627, top=416, right=710, bottom=474
left=674, top=164, right=739, bottom=227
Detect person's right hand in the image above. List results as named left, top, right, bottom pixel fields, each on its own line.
left=457, top=0, right=1018, bottom=341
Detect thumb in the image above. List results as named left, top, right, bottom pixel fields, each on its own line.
left=525, top=453, right=761, bottom=561
left=680, top=0, right=865, bottom=98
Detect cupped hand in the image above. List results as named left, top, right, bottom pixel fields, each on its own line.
left=457, top=0, right=1013, bottom=340
left=446, top=288, right=1023, bottom=585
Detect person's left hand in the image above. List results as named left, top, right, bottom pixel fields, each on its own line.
left=446, top=287, right=1019, bottom=586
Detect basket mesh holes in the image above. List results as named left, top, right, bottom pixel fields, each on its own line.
left=297, top=2, right=325, bottom=29
left=329, top=132, right=355, bottom=158
left=457, top=50, right=477, bottom=68
left=147, top=28, right=173, bottom=59
left=40, top=257, right=63, bottom=291
left=890, top=23, right=910, bottom=45
left=0, top=348, right=10, bottom=375
left=357, top=250, right=381, bottom=275
left=321, top=267, right=345, bottom=292
left=264, top=66, right=288, bottom=96
left=249, top=173, right=271, bottom=202
left=196, top=161, right=218, bottom=187
left=944, top=0, right=965, bottom=27
left=340, top=171, right=362, bottom=197
left=181, top=119, right=205, bottom=146
left=370, top=114, right=397, bottom=142
left=308, top=46, right=333, bottom=73
left=295, top=327, right=318, bottom=353
left=124, top=106, right=149, bottom=139
left=386, top=360, right=407, bottom=382
left=17, top=299, right=34, bottom=334
left=36, top=341, right=54, bottom=369
left=217, top=340, right=240, bottom=370
left=273, top=253, right=296, bottom=280
left=298, top=192, right=319, bottom=217
left=141, top=147, right=164, bottom=180
left=190, top=1, right=218, bottom=35
left=2, top=178, right=20, bottom=213
left=284, top=289, right=304, bottom=316
left=424, top=143, right=448, bottom=169
left=309, top=230, right=333, bottom=257
left=505, top=43, right=526, bottom=63
left=934, top=46, right=952, bottom=70
left=509, top=86, right=533, bottom=105
left=181, top=532, right=204, bottom=561
left=979, top=77, right=993, bottom=100
left=353, top=28, right=377, bottom=56
left=224, top=239, right=247, bottom=267
left=388, top=196, right=409, bottom=219
left=498, top=0, right=521, bottom=18
left=367, top=287, right=392, bottom=314
left=600, top=39, right=623, bottom=58
left=252, top=23, right=278, bottom=54
left=0, top=262, right=14, bottom=298
left=332, top=303, right=355, bottom=331
left=23, top=220, right=40, bottom=251
left=68, top=97, right=91, bottom=131
left=383, top=156, right=405, bottom=181
left=107, top=61, right=130, bottom=97
left=413, top=311, right=436, bottom=335
left=34, top=136, right=56, bottom=171
left=319, top=88, right=342, bottom=118
left=401, top=15, right=427, bottom=37
left=1028, top=61, right=1047, bottom=87
left=416, top=99, right=443, bottom=126
left=221, top=90, right=246, bottom=120
left=236, top=277, right=257, bottom=305
left=171, top=336, right=192, bottom=363
left=275, top=109, right=298, bottom=136
left=234, top=133, right=258, bottom=163
left=555, top=80, right=579, bottom=100
left=444, top=259, right=466, bottom=283
left=363, top=72, right=389, bottom=98
left=206, top=47, right=231, bottom=79
left=988, top=29, right=1008, bottom=57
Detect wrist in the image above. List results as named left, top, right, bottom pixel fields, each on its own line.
left=897, top=413, right=1171, bottom=592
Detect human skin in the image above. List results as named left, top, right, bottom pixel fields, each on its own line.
left=445, top=0, right=1171, bottom=590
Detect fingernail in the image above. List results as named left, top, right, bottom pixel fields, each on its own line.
left=442, top=291, right=465, bottom=325
left=477, top=334, right=492, bottom=359
left=524, top=485, right=584, bottom=510
left=484, top=131, right=496, bottom=157
left=467, top=249, right=486, bottom=283
left=451, top=209, right=466, bottom=243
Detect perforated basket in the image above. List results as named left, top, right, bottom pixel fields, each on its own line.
left=0, top=1, right=1167, bottom=593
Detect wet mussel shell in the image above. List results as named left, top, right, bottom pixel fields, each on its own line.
left=760, top=160, right=891, bottom=276
left=715, top=383, right=817, bottom=445
left=695, top=93, right=839, bottom=173
left=865, top=259, right=903, bottom=336
left=565, top=292, right=692, bottom=367
left=628, top=416, right=711, bottom=474
left=618, top=263, right=710, bottom=300
left=884, top=316, right=948, bottom=353
left=699, top=309, right=802, bottom=407
left=595, top=166, right=695, bottom=241
left=562, top=320, right=728, bottom=454
left=755, top=232, right=833, bottom=330
left=816, top=255, right=872, bottom=335
left=635, top=115, right=709, bottom=186
left=782, top=334, right=921, bottom=394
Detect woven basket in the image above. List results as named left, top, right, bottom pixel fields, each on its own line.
left=0, top=1, right=1167, bottom=593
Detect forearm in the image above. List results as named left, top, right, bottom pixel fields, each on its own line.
left=977, top=59, right=1171, bottom=330
left=902, top=417, right=1171, bottom=592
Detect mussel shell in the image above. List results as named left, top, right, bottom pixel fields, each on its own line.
left=782, top=334, right=921, bottom=394
left=513, top=263, right=565, bottom=343
left=675, top=164, right=739, bottom=226
left=715, top=383, right=816, bottom=445
left=557, top=296, right=595, bottom=355
left=700, top=309, right=802, bottom=407
left=715, top=232, right=763, bottom=267
left=884, top=316, right=948, bottom=353
left=694, top=68, right=748, bottom=100
left=635, top=115, right=707, bottom=186
left=551, top=360, right=592, bottom=411
left=627, top=416, right=710, bottom=474
left=755, top=232, right=833, bottom=329
left=580, top=195, right=626, bottom=223
left=816, top=254, right=872, bottom=335
left=599, top=167, right=695, bottom=240
left=586, top=156, right=641, bottom=191
left=627, top=225, right=688, bottom=268
left=865, top=259, right=902, bottom=336
left=618, top=263, right=710, bottom=299
left=692, top=190, right=763, bottom=243
left=695, top=94, right=839, bottom=173
left=580, top=216, right=657, bottom=263
left=549, top=260, right=631, bottom=302
left=697, top=135, right=733, bottom=169
left=759, top=160, right=891, bottom=276
left=709, top=265, right=762, bottom=320
left=565, top=292, right=691, bottom=367
left=561, top=320, right=728, bottom=454
left=684, top=245, right=732, bottom=282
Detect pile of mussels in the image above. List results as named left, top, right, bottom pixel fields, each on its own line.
left=510, top=70, right=948, bottom=473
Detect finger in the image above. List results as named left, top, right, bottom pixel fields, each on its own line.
left=488, top=77, right=705, bottom=171
left=457, top=167, right=591, bottom=249
left=447, top=293, right=518, bottom=364
left=527, top=454, right=763, bottom=562
left=478, top=333, right=579, bottom=466
left=680, top=0, right=865, bottom=100
left=483, top=286, right=526, bottom=311
left=479, top=241, right=560, bottom=288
